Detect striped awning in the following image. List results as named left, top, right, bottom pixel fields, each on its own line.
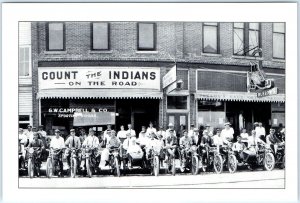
left=37, top=89, right=163, bottom=99
left=194, top=91, right=285, bottom=103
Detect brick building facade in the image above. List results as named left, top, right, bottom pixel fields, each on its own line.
left=23, top=21, right=285, bottom=137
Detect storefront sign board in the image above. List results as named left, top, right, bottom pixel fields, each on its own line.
left=163, top=65, right=176, bottom=89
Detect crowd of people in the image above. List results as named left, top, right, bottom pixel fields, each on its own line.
left=18, top=121, right=285, bottom=177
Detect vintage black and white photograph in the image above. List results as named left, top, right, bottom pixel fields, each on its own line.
left=17, top=20, right=286, bottom=188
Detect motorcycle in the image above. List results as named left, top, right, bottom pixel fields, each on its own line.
left=108, top=146, right=121, bottom=177
left=200, top=145, right=223, bottom=174
left=65, top=147, right=81, bottom=178
left=46, top=148, right=65, bottom=178
left=80, top=147, right=98, bottom=178
left=165, top=145, right=177, bottom=176
left=27, top=147, right=42, bottom=178
left=219, top=143, right=238, bottom=174
left=179, top=145, right=199, bottom=175
left=18, top=140, right=26, bottom=173
left=273, top=143, right=285, bottom=169
left=149, top=145, right=162, bottom=176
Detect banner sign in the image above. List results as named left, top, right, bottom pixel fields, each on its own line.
left=257, top=87, right=278, bottom=98
left=73, top=112, right=116, bottom=126
left=163, top=65, right=176, bottom=89
left=38, top=67, right=160, bottom=90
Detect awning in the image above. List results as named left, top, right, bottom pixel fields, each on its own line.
left=194, top=91, right=285, bottom=103
left=37, top=89, right=163, bottom=99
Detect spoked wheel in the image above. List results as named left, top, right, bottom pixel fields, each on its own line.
left=228, top=154, right=238, bottom=173
left=153, top=156, right=159, bottom=176
left=191, top=156, right=199, bottom=175
left=213, top=154, right=223, bottom=174
left=114, top=157, right=121, bottom=177
left=171, top=158, right=176, bottom=176
left=46, top=157, right=53, bottom=178
left=28, top=159, right=34, bottom=178
left=70, top=158, right=77, bottom=178
left=86, top=159, right=92, bottom=178
left=264, top=152, right=275, bottom=171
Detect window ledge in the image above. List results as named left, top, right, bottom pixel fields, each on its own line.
left=272, top=58, right=286, bottom=63
left=232, top=55, right=264, bottom=60
left=89, top=50, right=113, bottom=54
left=201, top=52, right=222, bottom=57
left=44, top=51, right=67, bottom=55
left=136, top=51, right=158, bottom=54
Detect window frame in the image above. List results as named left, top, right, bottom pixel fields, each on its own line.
left=19, top=113, right=32, bottom=127
left=137, top=22, right=157, bottom=51
left=166, top=96, right=188, bottom=110
left=90, top=22, right=110, bottom=51
left=19, top=45, right=31, bottom=78
left=233, top=22, right=262, bottom=57
left=272, top=23, right=285, bottom=59
left=46, top=22, right=66, bottom=51
left=202, top=22, right=220, bottom=54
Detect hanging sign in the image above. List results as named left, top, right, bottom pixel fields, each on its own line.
left=257, top=87, right=278, bottom=98
left=162, top=65, right=176, bottom=89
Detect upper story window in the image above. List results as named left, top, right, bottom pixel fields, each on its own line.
left=47, top=22, right=65, bottom=51
left=233, top=22, right=261, bottom=57
left=19, top=46, right=31, bottom=77
left=203, top=22, right=219, bottom=54
left=273, top=23, right=285, bottom=59
left=92, top=22, right=110, bottom=50
left=137, top=23, right=156, bottom=50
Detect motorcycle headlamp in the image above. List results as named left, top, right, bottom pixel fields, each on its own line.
left=29, top=148, right=34, bottom=153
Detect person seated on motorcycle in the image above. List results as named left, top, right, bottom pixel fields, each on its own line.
left=19, top=128, right=28, bottom=168
left=179, top=130, right=193, bottom=163
left=266, top=127, right=284, bottom=155
left=50, top=129, right=65, bottom=177
left=138, top=126, right=149, bottom=147
left=165, top=123, right=178, bottom=160
left=242, top=130, right=266, bottom=164
left=100, top=130, right=121, bottom=167
left=232, top=136, right=246, bottom=160
left=145, top=132, right=162, bottom=160
left=200, top=130, right=213, bottom=164
left=64, top=129, right=81, bottom=168
left=188, top=128, right=199, bottom=145
left=221, top=122, right=234, bottom=144
left=212, top=128, right=224, bottom=152
left=27, top=132, right=44, bottom=176
left=126, top=137, right=143, bottom=168
left=157, top=126, right=166, bottom=140
left=81, top=128, right=99, bottom=170
left=240, top=128, right=249, bottom=147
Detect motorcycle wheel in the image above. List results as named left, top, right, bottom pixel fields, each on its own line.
left=28, top=159, right=34, bottom=178
left=171, top=158, right=176, bottom=176
left=264, top=152, right=275, bottom=171
left=71, top=158, right=77, bottom=178
left=86, top=159, right=92, bottom=178
left=114, top=157, right=121, bottom=177
left=46, top=157, right=53, bottom=178
left=153, top=156, right=159, bottom=176
left=191, top=156, right=199, bottom=175
left=213, top=154, right=223, bottom=174
left=228, top=155, right=238, bottom=174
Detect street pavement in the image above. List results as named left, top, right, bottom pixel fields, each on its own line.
left=19, top=169, right=284, bottom=189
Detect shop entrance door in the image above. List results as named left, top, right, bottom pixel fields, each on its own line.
left=167, top=113, right=188, bottom=137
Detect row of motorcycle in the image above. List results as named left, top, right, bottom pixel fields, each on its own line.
left=19, top=142, right=285, bottom=178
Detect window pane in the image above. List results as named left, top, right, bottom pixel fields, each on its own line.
left=203, top=25, right=217, bottom=53
left=24, top=62, right=30, bottom=76
left=249, top=23, right=259, bottom=30
left=19, top=47, right=24, bottom=62
left=138, top=23, right=155, bottom=49
left=234, top=23, right=244, bottom=28
left=167, top=96, right=187, bottom=109
left=48, top=23, right=64, bottom=50
left=249, top=30, right=259, bottom=56
left=234, top=28, right=244, bottom=55
left=273, top=33, right=285, bottom=58
left=93, top=23, right=109, bottom=50
left=198, top=101, right=225, bottom=128
left=273, top=23, right=285, bottom=33
left=19, top=63, right=25, bottom=76
left=19, top=115, right=30, bottom=121
left=24, top=47, right=29, bottom=62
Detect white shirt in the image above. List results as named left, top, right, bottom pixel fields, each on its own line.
left=39, top=130, right=47, bottom=138
left=117, top=130, right=127, bottom=139
left=165, top=129, right=176, bottom=138
left=255, top=126, right=266, bottom=136
left=221, top=128, right=234, bottom=143
left=137, top=134, right=149, bottom=146
left=248, top=136, right=265, bottom=147
left=104, top=130, right=112, bottom=141
left=213, top=135, right=223, bottom=146
left=126, top=129, right=136, bottom=137
left=50, top=136, right=65, bottom=149
left=19, top=133, right=27, bottom=144
left=26, top=131, right=34, bottom=143
left=146, top=127, right=157, bottom=137
left=127, top=144, right=142, bottom=154
left=122, top=138, right=132, bottom=150
left=233, top=142, right=245, bottom=151
left=146, top=138, right=162, bottom=151
left=240, top=132, right=249, bottom=141
left=157, top=130, right=166, bottom=139
left=82, top=135, right=99, bottom=148
left=188, top=131, right=199, bottom=144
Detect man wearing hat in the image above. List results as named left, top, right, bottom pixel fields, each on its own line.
left=165, top=123, right=178, bottom=161
left=79, top=128, right=88, bottom=145
left=266, top=127, right=283, bottom=154
left=188, top=127, right=199, bottom=145
left=157, top=125, right=166, bottom=140
left=25, top=125, right=34, bottom=146
left=38, top=125, right=47, bottom=138
left=104, top=124, right=113, bottom=142
left=65, top=129, right=81, bottom=168
left=146, top=122, right=157, bottom=137
left=50, top=129, right=65, bottom=177
left=81, top=128, right=100, bottom=170
left=221, top=122, right=234, bottom=144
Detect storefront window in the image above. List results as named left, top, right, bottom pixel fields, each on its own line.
left=19, top=114, right=31, bottom=129
left=167, top=96, right=187, bottom=109
left=197, top=100, right=225, bottom=128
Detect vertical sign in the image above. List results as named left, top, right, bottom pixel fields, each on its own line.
left=163, top=65, right=177, bottom=89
